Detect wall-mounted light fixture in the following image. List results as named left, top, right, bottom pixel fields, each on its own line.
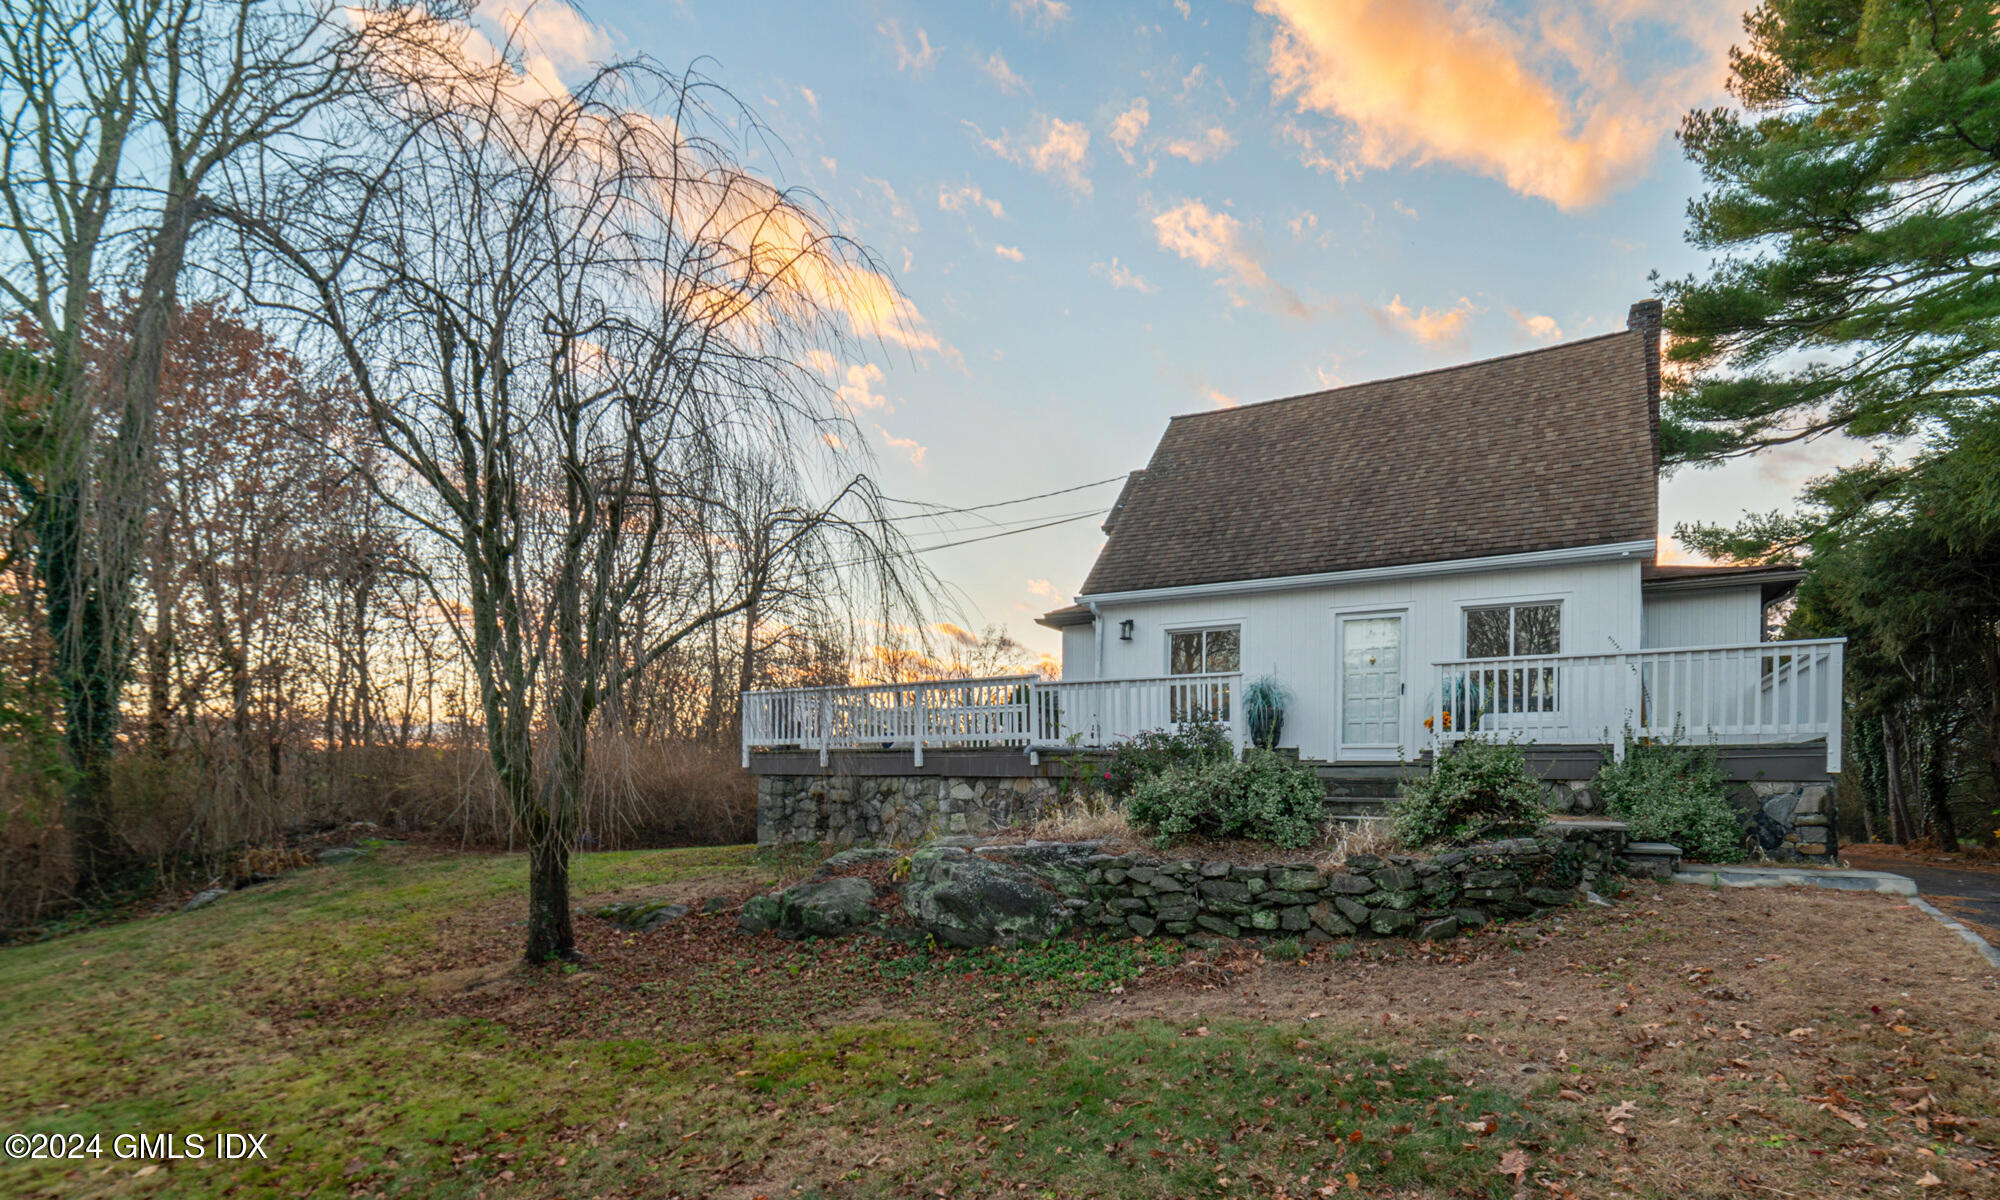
left=1117, top=619, right=1134, bottom=641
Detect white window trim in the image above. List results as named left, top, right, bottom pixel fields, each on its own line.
left=1164, top=621, right=1243, bottom=676
left=1459, top=596, right=1565, bottom=659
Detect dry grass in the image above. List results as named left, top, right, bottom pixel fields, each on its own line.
left=0, top=731, right=755, bottom=927
left=1313, top=816, right=1404, bottom=866
left=1097, top=883, right=2000, bottom=1197
left=0, top=751, right=67, bottom=930
left=326, top=733, right=754, bottom=849
left=1027, top=791, right=1134, bottom=842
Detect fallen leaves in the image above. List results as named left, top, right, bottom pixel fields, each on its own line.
left=1605, top=1100, right=1639, bottom=1134
left=1497, top=1147, right=1530, bottom=1184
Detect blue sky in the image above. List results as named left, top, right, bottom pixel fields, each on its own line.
left=541, top=0, right=1841, bottom=667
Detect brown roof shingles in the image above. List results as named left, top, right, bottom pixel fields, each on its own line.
left=1078, top=329, right=1660, bottom=596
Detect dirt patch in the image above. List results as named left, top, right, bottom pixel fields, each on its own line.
left=580, top=866, right=767, bottom=911
left=412, top=961, right=521, bottom=999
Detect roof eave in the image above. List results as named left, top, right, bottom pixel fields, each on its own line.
left=1077, top=539, right=1656, bottom=606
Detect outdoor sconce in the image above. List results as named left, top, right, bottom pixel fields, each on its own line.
left=1118, top=619, right=1134, bottom=641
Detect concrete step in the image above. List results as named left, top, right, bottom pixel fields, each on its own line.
left=1323, top=795, right=1390, bottom=818
left=1309, top=763, right=1422, bottom=801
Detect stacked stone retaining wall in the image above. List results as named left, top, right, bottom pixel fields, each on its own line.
left=1068, top=827, right=1620, bottom=947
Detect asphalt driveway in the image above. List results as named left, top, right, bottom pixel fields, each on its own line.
left=1843, top=847, right=2000, bottom=941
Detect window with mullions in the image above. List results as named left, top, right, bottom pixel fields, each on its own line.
left=1464, top=603, right=1560, bottom=658
left=1167, top=626, right=1238, bottom=723
left=1462, top=602, right=1561, bottom=714
left=1168, top=627, right=1240, bottom=675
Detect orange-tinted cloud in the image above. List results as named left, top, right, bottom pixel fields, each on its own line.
left=1152, top=199, right=1305, bottom=317
left=1165, top=124, right=1236, bottom=164
left=880, top=19, right=940, bottom=74
left=1509, top=309, right=1563, bottom=342
left=1108, top=98, right=1149, bottom=164
left=933, top=621, right=980, bottom=647
left=939, top=181, right=1006, bottom=220
left=1011, top=0, right=1070, bottom=27
left=980, top=114, right=1092, bottom=195
left=835, top=362, right=890, bottom=414
left=1090, top=258, right=1155, bottom=294
left=1256, top=0, right=1728, bottom=209
left=982, top=50, right=1029, bottom=95
left=1025, top=578, right=1065, bottom=605
left=1654, top=534, right=1711, bottom=566
left=878, top=425, right=928, bottom=467
left=1374, top=294, right=1479, bottom=345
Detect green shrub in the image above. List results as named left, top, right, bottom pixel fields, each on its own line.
left=1101, top=715, right=1233, bottom=798
left=1592, top=740, right=1745, bottom=863
left=1390, top=739, right=1549, bottom=847
left=1127, top=756, right=1244, bottom=845
left=1126, top=749, right=1326, bottom=848
left=1232, top=750, right=1325, bottom=848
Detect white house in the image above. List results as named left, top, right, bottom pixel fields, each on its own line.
left=742, top=300, right=1842, bottom=777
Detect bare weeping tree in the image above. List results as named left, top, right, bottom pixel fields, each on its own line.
left=0, top=0, right=443, bottom=887
left=246, top=39, right=928, bottom=961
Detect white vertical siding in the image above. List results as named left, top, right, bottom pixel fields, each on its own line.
left=1641, top=587, right=1762, bottom=648
left=1059, top=625, right=1097, bottom=682
left=1061, top=558, right=1644, bottom=761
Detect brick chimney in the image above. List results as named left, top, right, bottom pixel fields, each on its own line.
left=1627, top=299, right=1663, bottom=467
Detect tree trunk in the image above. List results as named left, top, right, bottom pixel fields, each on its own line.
left=42, top=190, right=202, bottom=891
left=523, top=831, right=575, bottom=964
left=1883, top=714, right=1913, bottom=843
left=1921, top=715, right=1960, bottom=851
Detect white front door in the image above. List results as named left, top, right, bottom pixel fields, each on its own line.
left=1340, top=615, right=1404, bottom=755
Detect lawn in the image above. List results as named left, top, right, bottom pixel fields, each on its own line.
left=1, top=844, right=1995, bottom=1199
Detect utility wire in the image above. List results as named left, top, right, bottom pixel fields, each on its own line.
left=877, top=474, right=1126, bottom=517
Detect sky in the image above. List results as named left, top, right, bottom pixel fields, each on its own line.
left=529, top=0, right=1850, bottom=669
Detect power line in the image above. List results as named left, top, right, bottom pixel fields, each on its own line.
left=877, top=474, right=1126, bottom=518
left=819, top=510, right=1102, bottom=571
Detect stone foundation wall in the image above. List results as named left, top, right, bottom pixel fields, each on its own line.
left=1734, top=780, right=1836, bottom=860
left=757, top=772, right=1063, bottom=846
left=1071, top=823, right=1626, bottom=948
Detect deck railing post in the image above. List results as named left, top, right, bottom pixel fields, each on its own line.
left=817, top=688, right=830, bottom=768
left=913, top=685, right=926, bottom=768
left=740, top=691, right=751, bottom=769
left=1826, top=642, right=1844, bottom=773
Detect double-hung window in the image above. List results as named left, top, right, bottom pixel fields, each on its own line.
left=1167, top=626, right=1239, bottom=723
left=1462, top=602, right=1561, bottom=715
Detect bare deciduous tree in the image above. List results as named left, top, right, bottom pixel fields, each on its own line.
left=0, top=0, right=418, bottom=886
left=249, top=36, right=928, bottom=960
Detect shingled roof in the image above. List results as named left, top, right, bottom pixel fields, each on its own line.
left=1077, top=308, right=1662, bottom=597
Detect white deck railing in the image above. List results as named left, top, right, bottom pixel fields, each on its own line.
left=741, top=672, right=1245, bottom=766
left=1430, top=638, right=1845, bottom=770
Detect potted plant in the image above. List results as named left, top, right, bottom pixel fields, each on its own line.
left=1243, top=675, right=1290, bottom=750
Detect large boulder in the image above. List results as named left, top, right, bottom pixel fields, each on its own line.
left=595, top=899, right=690, bottom=932
left=970, top=841, right=1103, bottom=897
left=740, top=877, right=881, bottom=938
left=775, top=876, right=880, bottom=938
left=903, top=844, right=1072, bottom=948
